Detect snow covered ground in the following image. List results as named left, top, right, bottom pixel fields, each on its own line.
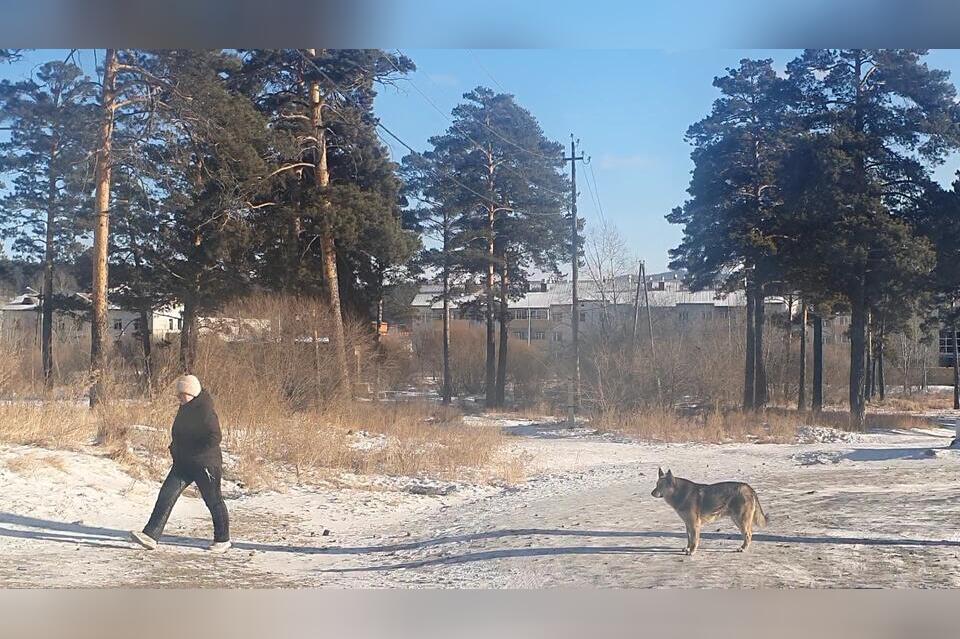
left=1, top=414, right=959, bottom=587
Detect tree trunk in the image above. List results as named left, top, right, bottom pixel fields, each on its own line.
left=743, top=284, right=756, bottom=410
left=953, top=324, right=959, bottom=411
left=441, top=212, right=452, bottom=404
left=138, top=306, right=153, bottom=395
left=441, top=266, right=452, bottom=405
left=754, top=286, right=767, bottom=410
left=849, top=294, right=868, bottom=431
left=89, top=48, right=118, bottom=408
left=484, top=208, right=496, bottom=408
left=876, top=320, right=885, bottom=401
left=865, top=312, right=874, bottom=402
left=309, top=50, right=351, bottom=398
left=812, top=312, right=823, bottom=413
left=179, top=298, right=198, bottom=374
left=41, top=124, right=61, bottom=390
left=312, top=307, right=323, bottom=405
left=495, top=262, right=509, bottom=407
left=374, top=280, right=385, bottom=399
left=798, top=301, right=807, bottom=411
left=784, top=293, right=794, bottom=400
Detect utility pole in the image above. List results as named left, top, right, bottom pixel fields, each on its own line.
left=564, top=136, right=584, bottom=427
left=631, top=260, right=643, bottom=342
left=639, top=260, right=662, bottom=405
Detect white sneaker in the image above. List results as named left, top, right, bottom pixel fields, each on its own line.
left=130, top=530, right=158, bottom=550
left=207, top=541, right=232, bottom=554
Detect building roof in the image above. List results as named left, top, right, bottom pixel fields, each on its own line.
left=0, top=289, right=180, bottom=314
left=411, top=275, right=788, bottom=311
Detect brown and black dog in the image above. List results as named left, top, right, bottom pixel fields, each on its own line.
left=651, top=467, right=767, bottom=555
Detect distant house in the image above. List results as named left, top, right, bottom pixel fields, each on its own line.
left=410, top=270, right=793, bottom=350
left=0, top=287, right=183, bottom=345
left=938, top=328, right=959, bottom=368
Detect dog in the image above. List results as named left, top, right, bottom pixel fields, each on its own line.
left=651, top=467, right=767, bottom=555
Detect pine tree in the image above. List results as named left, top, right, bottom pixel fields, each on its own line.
left=668, top=59, right=799, bottom=411
left=0, top=60, right=97, bottom=386
left=402, top=148, right=478, bottom=404
left=118, top=50, right=274, bottom=372
left=785, top=49, right=959, bottom=429
left=240, top=49, right=414, bottom=397
left=913, top=176, right=960, bottom=409
left=422, top=87, right=567, bottom=407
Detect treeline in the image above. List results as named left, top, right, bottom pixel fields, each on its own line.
left=0, top=49, right=570, bottom=407
left=668, top=50, right=960, bottom=429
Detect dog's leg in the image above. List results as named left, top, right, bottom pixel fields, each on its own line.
left=737, top=502, right=754, bottom=552
left=682, top=519, right=695, bottom=555
left=689, top=518, right=701, bottom=555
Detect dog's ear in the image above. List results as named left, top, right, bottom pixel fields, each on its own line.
left=665, top=469, right=673, bottom=480
left=658, top=467, right=664, bottom=478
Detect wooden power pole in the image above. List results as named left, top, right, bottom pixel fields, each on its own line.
left=639, top=260, right=662, bottom=405
left=564, top=136, right=584, bottom=426
left=631, top=260, right=643, bottom=342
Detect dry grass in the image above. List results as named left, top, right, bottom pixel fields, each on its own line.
left=594, top=405, right=939, bottom=443
left=872, top=391, right=954, bottom=413
left=0, top=401, right=95, bottom=449
left=86, top=395, right=512, bottom=488
left=593, top=408, right=799, bottom=444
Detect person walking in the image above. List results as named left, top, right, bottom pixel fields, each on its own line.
left=130, top=374, right=231, bottom=553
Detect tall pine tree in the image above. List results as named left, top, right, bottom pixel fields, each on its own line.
left=0, top=60, right=97, bottom=386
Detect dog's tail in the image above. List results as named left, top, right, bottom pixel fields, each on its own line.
left=753, top=493, right=768, bottom=528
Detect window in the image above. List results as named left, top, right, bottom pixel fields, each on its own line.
left=513, top=309, right=528, bottom=320
left=553, top=311, right=564, bottom=323
left=940, top=330, right=959, bottom=354
left=169, top=319, right=175, bottom=330
left=533, top=331, right=546, bottom=340
left=529, top=309, right=548, bottom=320
left=431, top=310, right=444, bottom=321
left=702, top=311, right=712, bottom=320
left=113, top=319, right=122, bottom=331
left=678, top=311, right=689, bottom=322
left=579, top=311, right=587, bottom=322
left=178, top=318, right=183, bottom=330
left=658, top=281, right=665, bottom=291
left=552, top=332, right=563, bottom=342
left=512, top=331, right=527, bottom=340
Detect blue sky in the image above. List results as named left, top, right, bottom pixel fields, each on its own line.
left=4, top=49, right=960, bottom=272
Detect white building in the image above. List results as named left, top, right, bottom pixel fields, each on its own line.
left=0, top=288, right=183, bottom=344
left=410, top=270, right=791, bottom=348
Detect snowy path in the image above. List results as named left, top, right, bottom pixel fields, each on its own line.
left=2, top=421, right=960, bottom=587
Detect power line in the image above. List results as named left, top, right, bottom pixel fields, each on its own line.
left=297, top=50, right=565, bottom=218
left=299, top=49, right=566, bottom=200
left=375, top=121, right=502, bottom=208
left=381, top=49, right=566, bottom=178
left=466, top=49, right=507, bottom=92
left=588, top=160, right=608, bottom=225
left=375, top=122, right=562, bottom=220
left=581, top=156, right=603, bottom=223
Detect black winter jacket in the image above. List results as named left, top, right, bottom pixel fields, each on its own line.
left=169, top=389, right=223, bottom=470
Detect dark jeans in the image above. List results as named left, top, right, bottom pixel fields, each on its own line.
left=143, top=463, right=229, bottom=543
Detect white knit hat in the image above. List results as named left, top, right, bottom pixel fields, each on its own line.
left=175, top=374, right=202, bottom=399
